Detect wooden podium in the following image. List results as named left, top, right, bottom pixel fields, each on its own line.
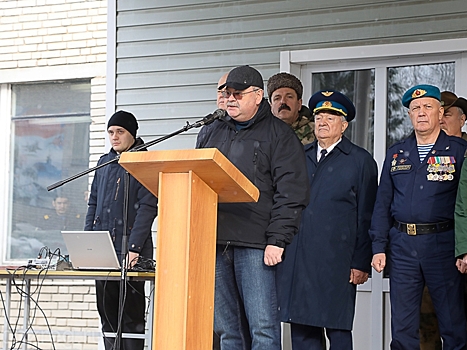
left=119, top=148, right=259, bottom=350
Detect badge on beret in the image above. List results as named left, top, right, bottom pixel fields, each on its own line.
left=412, top=89, right=427, bottom=98
left=321, top=91, right=334, bottom=97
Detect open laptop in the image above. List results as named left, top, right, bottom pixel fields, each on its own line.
left=61, top=231, right=121, bottom=270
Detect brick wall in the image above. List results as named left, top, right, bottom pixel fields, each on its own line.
left=0, top=279, right=101, bottom=349
left=0, top=1, right=108, bottom=349
left=0, top=0, right=107, bottom=70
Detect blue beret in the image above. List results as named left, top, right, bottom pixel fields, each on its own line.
left=402, top=84, right=441, bottom=108
left=308, top=90, right=356, bottom=122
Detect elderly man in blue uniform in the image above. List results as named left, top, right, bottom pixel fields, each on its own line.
left=370, top=84, right=467, bottom=350
left=277, top=90, right=378, bottom=349
left=196, top=65, right=310, bottom=349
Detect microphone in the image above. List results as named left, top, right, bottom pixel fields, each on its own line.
left=192, top=109, right=226, bottom=128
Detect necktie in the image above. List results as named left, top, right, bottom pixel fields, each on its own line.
left=319, top=149, right=327, bottom=162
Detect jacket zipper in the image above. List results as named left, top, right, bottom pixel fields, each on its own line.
left=252, top=143, right=259, bottom=185
left=114, top=177, right=120, bottom=200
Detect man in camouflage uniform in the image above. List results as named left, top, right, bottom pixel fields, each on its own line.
left=267, top=72, right=315, bottom=145
left=267, top=72, right=320, bottom=348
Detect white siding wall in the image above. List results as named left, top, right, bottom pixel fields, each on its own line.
left=113, top=0, right=467, bottom=149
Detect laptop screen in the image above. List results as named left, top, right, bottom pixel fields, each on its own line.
left=61, top=231, right=121, bottom=270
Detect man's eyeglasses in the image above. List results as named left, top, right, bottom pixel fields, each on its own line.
left=221, top=89, right=259, bottom=100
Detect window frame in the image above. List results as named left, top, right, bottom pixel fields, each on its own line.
left=280, top=37, right=467, bottom=170
left=0, top=81, right=93, bottom=264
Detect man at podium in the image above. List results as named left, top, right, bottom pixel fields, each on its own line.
left=196, top=65, right=310, bottom=349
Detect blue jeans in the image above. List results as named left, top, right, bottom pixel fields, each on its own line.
left=214, top=245, right=281, bottom=350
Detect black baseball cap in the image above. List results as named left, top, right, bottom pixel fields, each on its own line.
left=218, top=65, right=264, bottom=91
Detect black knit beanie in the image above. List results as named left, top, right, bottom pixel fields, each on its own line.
left=107, top=110, right=138, bottom=138
left=267, top=72, right=303, bottom=101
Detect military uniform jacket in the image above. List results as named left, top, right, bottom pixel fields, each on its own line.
left=196, top=99, right=310, bottom=249
left=84, top=138, right=158, bottom=257
left=370, top=131, right=467, bottom=254
left=455, top=157, right=467, bottom=257
left=277, top=136, right=378, bottom=330
left=39, top=211, right=83, bottom=231
left=292, top=106, right=315, bottom=146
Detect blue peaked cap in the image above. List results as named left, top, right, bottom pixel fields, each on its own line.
left=308, top=90, right=356, bottom=122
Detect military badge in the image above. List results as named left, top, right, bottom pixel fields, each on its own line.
left=412, top=89, right=427, bottom=98
left=321, top=91, right=333, bottom=97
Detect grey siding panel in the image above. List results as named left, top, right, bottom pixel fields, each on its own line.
left=117, top=1, right=466, bottom=43
left=116, top=66, right=278, bottom=91
left=116, top=52, right=280, bottom=74
left=118, top=15, right=466, bottom=59
left=123, top=101, right=218, bottom=120
left=115, top=0, right=467, bottom=148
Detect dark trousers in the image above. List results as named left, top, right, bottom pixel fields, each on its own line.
left=389, top=229, right=466, bottom=350
left=95, top=279, right=146, bottom=350
left=291, top=323, right=352, bottom=350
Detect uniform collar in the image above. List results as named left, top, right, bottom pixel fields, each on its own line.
left=402, top=130, right=450, bottom=153
left=305, top=135, right=353, bottom=160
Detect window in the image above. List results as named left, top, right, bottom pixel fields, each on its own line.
left=387, top=63, right=455, bottom=147
left=8, top=81, right=91, bottom=260
left=285, top=38, right=467, bottom=167
left=312, top=69, right=375, bottom=153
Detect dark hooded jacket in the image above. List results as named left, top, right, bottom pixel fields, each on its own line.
left=84, top=138, right=158, bottom=257
left=196, top=99, right=310, bottom=249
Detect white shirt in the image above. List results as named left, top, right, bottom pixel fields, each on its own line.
left=317, top=138, right=342, bottom=162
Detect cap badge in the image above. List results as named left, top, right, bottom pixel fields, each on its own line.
left=412, top=89, right=427, bottom=98
left=322, top=91, right=334, bottom=97
left=323, top=101, right=333, bottom=108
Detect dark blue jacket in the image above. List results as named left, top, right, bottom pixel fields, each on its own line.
left=196, top=99, right=310, bottom=249
left=277, top=136, right=378, bottom=330
left=370, top=130, right=467, bottom=254
left=84, top=138, right=158, bottom=257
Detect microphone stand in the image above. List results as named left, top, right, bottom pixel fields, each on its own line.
left=46, top=111, right=223, bottom=349
left=47, top=119, right=210, bottom=192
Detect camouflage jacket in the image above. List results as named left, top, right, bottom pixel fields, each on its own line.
left=292, top=106, right=315, bottom=145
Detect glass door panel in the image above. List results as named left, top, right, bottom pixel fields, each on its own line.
left=312, top=69, right=375, bottom=154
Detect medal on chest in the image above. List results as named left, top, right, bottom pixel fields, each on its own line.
left=427, top=155, right=455, bottom=181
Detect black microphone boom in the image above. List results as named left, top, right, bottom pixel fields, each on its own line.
left=47, top=108, right=227, bottom=192
left=192, top=108, right=226, bottom=128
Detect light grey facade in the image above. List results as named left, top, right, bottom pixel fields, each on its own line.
left=110, top=0, right=467, bottom=148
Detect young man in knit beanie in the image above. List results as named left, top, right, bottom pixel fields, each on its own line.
left=267, top=72, right=315, bottom=145
left=85, top=110, right=158, bottom=350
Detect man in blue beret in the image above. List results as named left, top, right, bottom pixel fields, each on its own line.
left=277, top=90, right=378, bottom=349
left=369, top=84, right=467, bottom=349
